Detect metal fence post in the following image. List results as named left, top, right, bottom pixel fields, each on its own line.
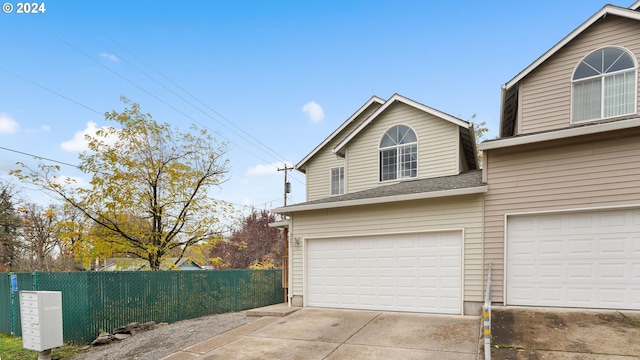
left=9, top=273, right=17, bottom=336
left=33, top=270, right=39, bottom=290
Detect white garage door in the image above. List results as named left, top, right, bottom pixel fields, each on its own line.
left=306, top=231, right=462, bottom=314
left=507, top=209, right=640, bottom=310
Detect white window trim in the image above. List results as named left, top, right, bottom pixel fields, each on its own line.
left=329, top=166, right=344, bottom=196
left=570, top=46, right=638, bottom=124
left=378, top=124, right=419, bottom=183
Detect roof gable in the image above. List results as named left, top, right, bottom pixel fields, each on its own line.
left=504, top=5, right=640, bottom=90
left=296, top=96, right=385, bottom=171
left=333, top=93, right=470, bottom=156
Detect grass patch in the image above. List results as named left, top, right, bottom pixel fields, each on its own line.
left=0, top=334, right=85, bottom=359
left=619, top=311, right=640, bottom=329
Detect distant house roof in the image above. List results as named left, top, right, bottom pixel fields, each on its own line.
left=102, top=257, right=204, bottom=271
left=273, top=170, right=486, bottom=214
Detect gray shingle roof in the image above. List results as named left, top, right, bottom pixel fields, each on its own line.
left=296, top=169, right=484, bottom=207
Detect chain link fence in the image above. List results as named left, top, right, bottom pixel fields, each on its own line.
left=0, top=269, right=283, bottom=344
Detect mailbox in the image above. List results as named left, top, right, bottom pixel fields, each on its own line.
left=19, top=291, right=63, bottom=352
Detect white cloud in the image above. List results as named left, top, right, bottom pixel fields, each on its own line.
left=247, top=163, right=278, bottom=176
left=246, top=162, right=293, bottom=176
left=99, top=52, right=120, bottom=63
left=0, top=114, right=19, bottom=134
left=302, top=101, right=325, bottom=123
left=52, top=175, right=89, bottom=188
left=242, top=198, right=253, bottom=206
left=40, top=125, right=51, bottom=132
left=61, top=121, right=117, bottom=152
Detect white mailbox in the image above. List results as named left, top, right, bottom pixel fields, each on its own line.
left=19, top=291, right=63, bottom=352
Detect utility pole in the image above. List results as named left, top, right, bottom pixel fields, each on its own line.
left=277, top=165, right=294, bottom=303
left=277, top=165, right=293, bottom=206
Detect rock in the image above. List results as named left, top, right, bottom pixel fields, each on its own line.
left=114, top=322, right=142, bottom=335
left=114, top=333, right=131, bottom=340
left=91, top=333, right=114, bottom=346
left=151, top=322, right=168, bottom=330
left=92, top=319, right=163, bottom=347
left=140, top=321, right=156, bottom=330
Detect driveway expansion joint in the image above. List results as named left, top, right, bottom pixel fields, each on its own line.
left=320, top=311, right=383, bottom=359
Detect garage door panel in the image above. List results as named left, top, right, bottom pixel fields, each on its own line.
left=507, top=209, right=640, bottom=310
left=307, top=232, right=462, bottom=314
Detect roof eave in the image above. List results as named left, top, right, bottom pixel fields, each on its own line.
left=479, top=117, right=640, bottom=150
left=268, top=220, right=290, bottom=228
left=272, top=185, right=487, bottom=214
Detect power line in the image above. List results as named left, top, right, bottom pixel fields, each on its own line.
left=0, top=66, right=103, bottom=116
left=82, top=28, right=306, bottom=186
left=1, top=33, right=307, bottom=205
left=0, top=146, right=80, bottom=168
left=85, top=29, right=297, bottom=168
left=58, top=35, right=305, bottom=186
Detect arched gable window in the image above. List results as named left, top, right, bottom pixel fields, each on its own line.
left=379, top=125, right=417, bottom=181
left=572, top=47, right=637, bottom=122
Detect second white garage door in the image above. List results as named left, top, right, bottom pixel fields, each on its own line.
left=507, top=209, right=640, bottom=310
left=306, top=231, right=462, bottom=314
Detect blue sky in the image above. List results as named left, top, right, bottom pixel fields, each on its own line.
left=0, top=0, right=626, bottom=210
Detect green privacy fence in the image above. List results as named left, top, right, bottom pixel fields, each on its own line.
left=0, top=270, right=283, bottom=344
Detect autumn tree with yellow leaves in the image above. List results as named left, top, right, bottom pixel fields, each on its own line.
left=13, top=98, right=231, bottom=270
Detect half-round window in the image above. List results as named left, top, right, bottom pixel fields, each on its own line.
left=379, top=125, right=417, bottom=181
left=572, top=47, right=637, bottom=122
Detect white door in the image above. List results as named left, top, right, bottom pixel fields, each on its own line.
left=507, top=209, right=640, bottom=310
left=306, top=231, right=462, bottom=314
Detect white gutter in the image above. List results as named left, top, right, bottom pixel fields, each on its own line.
left=273, top=185, right=488, bottom=214
left=268, top=220, right=290, bottom=228
left=479, top=117, right=640, bottom=151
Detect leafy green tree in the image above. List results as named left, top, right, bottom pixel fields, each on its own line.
left=469, top=114, right=489, bottom=165
left=0, top=180, right=22, bottom=271
left=12, top=98, right=231, bottom=270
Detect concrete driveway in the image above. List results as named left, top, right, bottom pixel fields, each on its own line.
left=491, top=306, right=640, bottom=359
left=163, top=307, right=481, bottom=360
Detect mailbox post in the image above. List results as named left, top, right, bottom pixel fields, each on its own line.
left=19, top=291, right=63, bottom=360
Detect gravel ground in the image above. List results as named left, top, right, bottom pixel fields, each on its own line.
left=70, top=311, right=254, bottom=360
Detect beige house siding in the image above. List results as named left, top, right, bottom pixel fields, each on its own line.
left=483, top=128, right=640, bottom=301
left=517, top=16, right=640, bottom=135
left=345, top=102, right=460, bottom=194
left=305, top=104, right=381, bottom=202
left=289, top=194, right=484, bottom=305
